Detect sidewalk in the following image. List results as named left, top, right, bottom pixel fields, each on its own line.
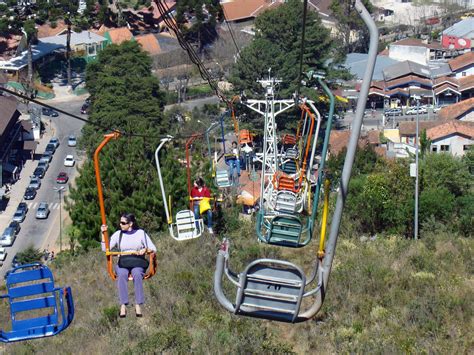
left=0, top=120, right=54, bottom=233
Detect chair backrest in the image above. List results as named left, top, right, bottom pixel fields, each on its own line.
left=215, top=169, right=232, bottom=188
left=268, top=215, right=303, bottom=247
left=284, top=148, right=299, bottom=160
left=282, top=160, right=297, bottom=175
left=174, top=210, right=203, bottom=241
left=275, top=191, right=297, bottom=213
left=235, top=260, right=306, bottom=323
left=0, top=263, right=74, bottom=343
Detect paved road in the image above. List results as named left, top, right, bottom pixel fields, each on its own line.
left=0, top=97, right=86, bottom=278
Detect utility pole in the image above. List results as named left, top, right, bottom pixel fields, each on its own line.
left=54, top=186, right=65, bottom=251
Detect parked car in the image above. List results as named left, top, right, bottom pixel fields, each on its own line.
left=64, top=155, right=75, bottom=167
left=406, top=107, right=427, bottom=115
left=49, top=137, right=60, bottom=149
left=81, top=102, right=90, bottom=114
left=8, top=221, right=20, bottom=235
left=12, top=208, right=27, bottom=223
left=67, top=135, right=77, bottom=147
left=42, top=107, right=59, bottom=117
left=45, top=143, right=56, bottom=154
left=24, top=187, right=37, bottom=200
left=17, top=202, right=28, bottom=213
left=384, top=108, right=403, bottom=116
left=36, top=202, right=50, bottom=219
left=56, top=172, right=69, bottom=184
left=0, top=227, right=16, bottom=246
left=33, top=167, right=45, bottom=179
left=28, top=177, right=41, bottom=190
left=40, top=151, right=53, bottom=163
left=0, top=248, right=7, bottom=265
left=38, top=160, right=49, bottom=172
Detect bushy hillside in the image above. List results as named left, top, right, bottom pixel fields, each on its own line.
left=1, top=216, right=472, bottom=354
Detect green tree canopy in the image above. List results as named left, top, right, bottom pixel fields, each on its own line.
left=68, top=41, right=188, bottom=249
left=229, top=0, right=336, bottom=98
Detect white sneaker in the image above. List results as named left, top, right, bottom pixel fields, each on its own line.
left=208, top=227, right=214, bottom=235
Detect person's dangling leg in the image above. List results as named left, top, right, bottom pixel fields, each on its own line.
left=193, top=203, right=200, bottom=231
left=115, top=265, right=130, bottom=317
left=206, top=209, right=213, bottom=234
left=131, top=267, right=145, bottom=317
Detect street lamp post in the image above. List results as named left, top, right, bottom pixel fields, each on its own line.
left=414, top=95, right=420, bottom=240
left=54, top=186, right=65, bottom=252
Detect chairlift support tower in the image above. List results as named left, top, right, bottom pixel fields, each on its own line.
left=243, top=76, right=295, bottom=208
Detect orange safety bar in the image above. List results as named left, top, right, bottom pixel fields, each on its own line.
left=272, top=171, right=297, bottom=192
left=94, top=132, right=157, bottom=281
left=295, top=108, right=306, bottom=141
left=296, top=103, right=316, bottom=188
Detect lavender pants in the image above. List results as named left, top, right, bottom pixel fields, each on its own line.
left=115, top=265, right=145, bottom=305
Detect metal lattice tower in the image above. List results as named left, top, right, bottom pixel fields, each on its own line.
left=243, top=73, right=295, bottom=207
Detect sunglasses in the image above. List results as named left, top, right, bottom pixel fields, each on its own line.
left=119, top=221, right=129, bottom=225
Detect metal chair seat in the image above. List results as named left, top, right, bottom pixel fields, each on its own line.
left=173, top=210, right=203, bottom=241
left=282, top=160, right=297, bottom=174
left=268, top=215, right=303, bottom=246
left=0, top=263, right=74, bottom=343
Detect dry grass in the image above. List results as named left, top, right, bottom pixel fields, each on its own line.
left=0, top=217, right=472, bottom=354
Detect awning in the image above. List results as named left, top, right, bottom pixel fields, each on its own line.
left=23, top=140, right=38, bottom=151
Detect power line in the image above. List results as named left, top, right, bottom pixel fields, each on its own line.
left=0, top=87, right=208, bottom=141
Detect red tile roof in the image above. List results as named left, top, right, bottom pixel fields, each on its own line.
left=438, top=98, right=474, bottom=120
left=107, top=27, right=134, bottom=44
left=449, top=52, right=474, bottom=72
left=329, top=130, right=383, bottom=156
left=398, top=121, right=441, bottom=136
left=426, top=120, right=474, bottom=140
left=390, top=38, right=443, bottom=50
left=459, top=75, right=474, bottom=92
left=221, top=0, right=283, bottom=21
left=433, top=76, right=459, bottom=88
left=434, top=83, right=461, bottom=95
left=36, top=21, right=68, bottom=38
left=135, top=34, right=161, bottom=55
left=386, top=75, right=432, bottom=89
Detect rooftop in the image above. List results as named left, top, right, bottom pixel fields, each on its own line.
left=383, top=60, right=431, bottom=81
left=344, top=53, right=400, bottom=81
left=105, top=27, right=134, bottom=45
left=41, top=31, right=107, bottom=47
left=135, top=34, right=162, bottom=55
left=438, top=98, right=474, bottom=121
left=448, top=51, right=474, bottom=72
left=442, top=18, right=474, bottom=38
left=426, top=120, right=474, bottom=141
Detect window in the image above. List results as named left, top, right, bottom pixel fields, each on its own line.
left=440, top=145, right=450, bottom=152
left=464, top=145, right=472, bottom=151
left=432, top=146, right=437, bottom=152
left=462, top=72, right=466, bottom=77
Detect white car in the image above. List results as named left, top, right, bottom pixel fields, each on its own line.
left=406, top=107, right=427, bottom=115
left=68, top=135, right=77, bottom=147
left=64, top=155, right=75, bottom=167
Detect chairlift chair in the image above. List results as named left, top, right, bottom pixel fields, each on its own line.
left=214, top=0, right=377, bottom=322
left=0, top=263, right=74, bottom=342
left=155, top=136, right=204, bottom=241
left=94, top=132, right=157, bottom=280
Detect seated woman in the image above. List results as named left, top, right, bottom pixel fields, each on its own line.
left=100, top=213, right=157, bottom=318
left=190, top=177, right=213, bottom=234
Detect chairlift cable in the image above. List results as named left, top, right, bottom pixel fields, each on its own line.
left=295, top=0, right=309, bottom=100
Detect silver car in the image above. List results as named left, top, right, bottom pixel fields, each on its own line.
left=49, top=137, right=60, bottom=149
left=12, top=209, right=27, bottom=223
left=0, top=227, right=16, bottom=246
left=40, top=152, right=53, bottom=163
left=36, top=202, right=50, bottom=219
left=28, top=177, right=41, bottom=190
